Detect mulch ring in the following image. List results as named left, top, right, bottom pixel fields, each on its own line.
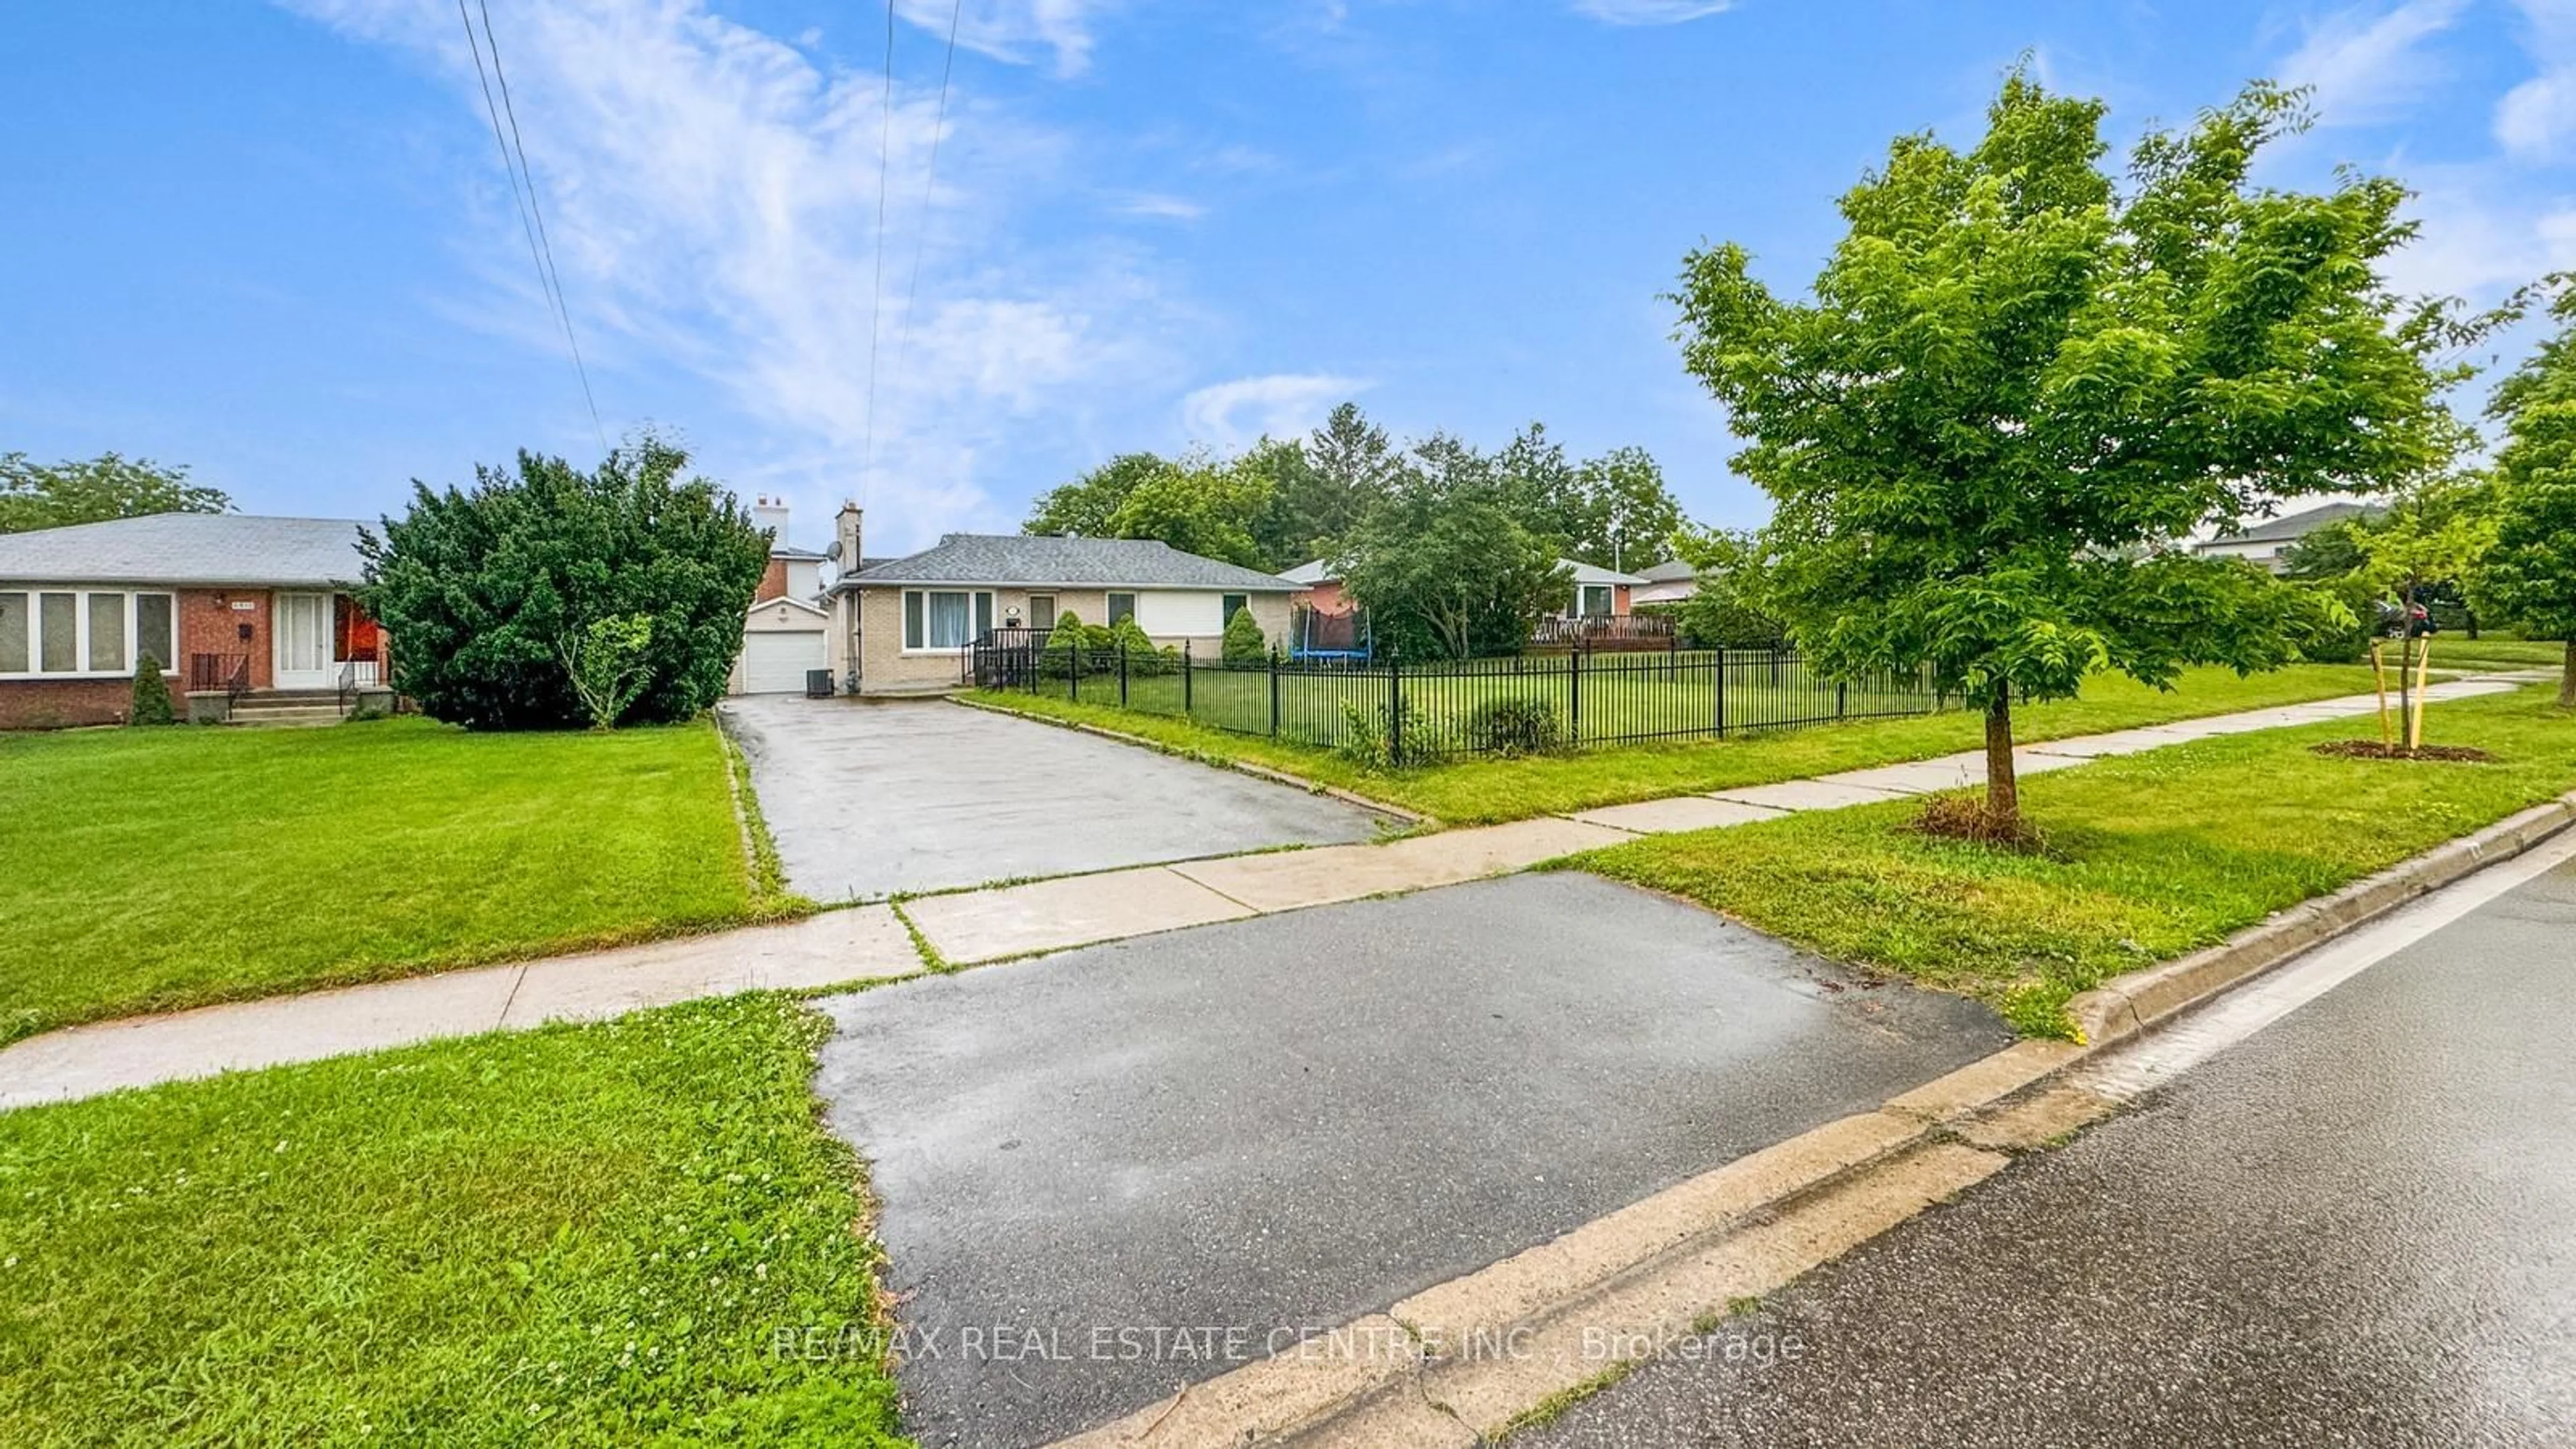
left=2311, top=740, right=2496, bottom=763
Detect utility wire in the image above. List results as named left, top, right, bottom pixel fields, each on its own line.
left=858, top=0, right=899, bottom=506
left=880, top=0, right=965, bottom=475
left=456, top=0, right=608, bottom=450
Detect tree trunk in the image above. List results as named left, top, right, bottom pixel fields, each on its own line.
left=1984, top=692, right=2020, bottom=830
left=2562, top=639, right=2575, bottom=712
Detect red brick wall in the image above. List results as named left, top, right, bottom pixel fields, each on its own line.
left=0, top=680, right=136, bottom=729
left=755, top=558, right=790, bottom=602
left=179, top=588, right=271, bottom=690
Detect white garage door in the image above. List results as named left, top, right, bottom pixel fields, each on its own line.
left=740, top=630, right=826, bottom=694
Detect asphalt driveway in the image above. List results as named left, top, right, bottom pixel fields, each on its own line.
left=812, top=872, right=2010, bottom=1448
left=719, top=696, right=1388, bottom=901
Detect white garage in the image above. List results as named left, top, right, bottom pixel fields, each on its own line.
left=735, top=597, right=829, bottom=695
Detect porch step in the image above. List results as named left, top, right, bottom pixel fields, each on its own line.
left=227, top=696, right=352, bottom=726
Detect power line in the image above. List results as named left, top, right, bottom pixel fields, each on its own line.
left=881, top=0, right=965, bottom=474
left=858, top=0, right=898, bottom=506
left=455, top=0, right=607, bottom=450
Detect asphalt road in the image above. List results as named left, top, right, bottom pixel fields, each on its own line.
left=1522, top=845, right=2576, bottom=1448
left=718, top=695, right=1385, bottom=900
left=811, top=873, right=2010, bottom=1448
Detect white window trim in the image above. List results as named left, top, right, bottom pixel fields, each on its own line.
left=0, top=586, right=176, bottom=682
left=1575, top=583, right=1615, bottom=618
left=898, top=588, right=994, bottom=655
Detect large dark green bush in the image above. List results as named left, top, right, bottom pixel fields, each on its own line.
left=1460, top=695, right=1564, bottom=756
left=358, top=439, right=767, bottom=731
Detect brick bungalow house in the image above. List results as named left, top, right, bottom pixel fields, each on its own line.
left=822, top=504, right=1301, bottom=696
left=0, top=513, right=389, bottom=728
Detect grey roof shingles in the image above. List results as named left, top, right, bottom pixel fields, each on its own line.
left=842, top=535, right=1300, bottom=592
left=0, top=513, right=370, bottom=588
left=2202, top=500, right=2381, bottom=548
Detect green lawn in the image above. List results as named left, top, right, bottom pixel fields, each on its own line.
left=0, top=994, right=906, bottom=1446
left=1564, top=687, right=2576, bottom=1038
left=971, top=663, right=2385, bottom=824
left=2416, top=635, right=2572, bottom=674
left=0, top=717, right=761, bottom=1041
left=1036, top=650, right=1937, bottom=753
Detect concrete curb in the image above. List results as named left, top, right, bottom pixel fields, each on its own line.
left=947, top=694, right=1428, bottom=827
left=1052, top=787, right=2576, bottom=1448
left=2063, top=789, right=2576, bottom=1047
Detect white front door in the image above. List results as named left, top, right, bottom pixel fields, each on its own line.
left=274, top=592, right=333, bottom=690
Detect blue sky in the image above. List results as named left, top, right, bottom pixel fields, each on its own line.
left=7, top=1, right=2575, bottom=553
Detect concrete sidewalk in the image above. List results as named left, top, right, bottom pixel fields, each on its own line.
left=0, top=907, right=920, bottom=1108
left=0, top=674, right=2523, bottom=1108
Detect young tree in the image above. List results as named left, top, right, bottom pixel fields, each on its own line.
left=360, top=437, right=767, bottom=731
left=0, top=451, right=229, bottom=533
left=2484, top=296, right=2576, bottom=708
left=559, top=614, right=656, bottom=730
left=1672, top=72, right=2460, bottom=833
left=2355, top=475, right=2494, bottom=747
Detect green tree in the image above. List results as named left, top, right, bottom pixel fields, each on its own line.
left=1025, top=452, right=1172, bottom=536
left=560, top=613, right=656, bottom=730
left=1672, top=72, right=2461, bottom=832
left=2355, top=475, right=2494, bottom=747
left=1261, top=402, right=1403, bottom=566
left=1568, top=446, right=1682, bottom=572
left=359, top=437, right=767, bottom=731
left=1221, top=604, right=1267, bottom=665
left=2483, top=296, right=2576, bottom=708
left=1668, top=525, right=1788, bottom=649
left=1493, top=423, right=1586, bottom=553
left=1104, top=455, right=1273, bottom=569
left=1336, top=472, right=1569, bottom=660
left=0, top=452, right=229, bottom=533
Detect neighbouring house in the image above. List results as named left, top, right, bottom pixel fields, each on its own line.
left=730, top=496, right=835, bottom=696
left=1283, top=554, right=1665, bottom=652
left=1631, top=557, right=1703, bottom=606
left=1283, top=555, right=1649, bottom=621
left=0, top=512, right=391, bottom=728
left=823, top=504, right=1301, bottom=696
left=2194, top=501, right=2382, bottom=575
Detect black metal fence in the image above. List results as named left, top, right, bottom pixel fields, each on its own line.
left=968, top=629, right=1947, bottom=765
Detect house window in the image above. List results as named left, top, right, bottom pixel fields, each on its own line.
left=1028, top=594, right=1057, bottom=631
left=1578, top=584, right=1614, bottom=618
left=1221, top=593, right=1249, bottom=627
left=902, top=589, right=993, bottom=650
left=39, top=593, right=76, bottom=672
left=0, top=593, right=25, bottom=673
left=137, top=593, right=174, bottom=669
left=1108, top=592, right=1137, bottom=625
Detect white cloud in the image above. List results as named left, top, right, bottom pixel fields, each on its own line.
left=1107, top=191, right=1208, bottom=220
left=2496, top=0, right=2576, bottom=159
left=2375, top=162, right=2576, bottom=301
left=2277, top=0, right=2467, bottom=126
left=1569, top=0, right=1733, bottom=23
left=279, top=0, right=1190, bottom=552
left=1180, top=374, right=1365, bottom=452
left=894, top=0, right=1118, bottom=77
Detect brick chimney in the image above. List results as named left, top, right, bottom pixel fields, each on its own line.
left=834, top=501, right=863, bottom=574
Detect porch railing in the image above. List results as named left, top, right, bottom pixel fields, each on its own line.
left=1530, top=613, right=1677, bottom=651
left=188, top=653, right=252, bottom=702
